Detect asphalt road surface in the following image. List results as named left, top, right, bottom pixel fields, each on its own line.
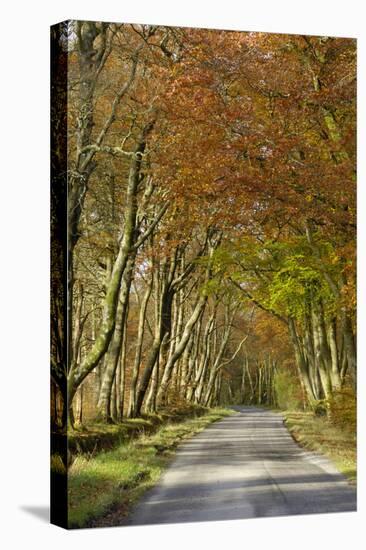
left=126, top=407, right=356, bottom=525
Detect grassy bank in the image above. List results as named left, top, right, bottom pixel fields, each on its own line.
left=283, top=411, right=356, bottom=484
left=67, top=407, right=234, bottom=528
left=52, top=406, right=208, bottom=461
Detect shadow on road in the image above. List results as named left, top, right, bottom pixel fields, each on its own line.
left=126, top=408, right=357, bottom=526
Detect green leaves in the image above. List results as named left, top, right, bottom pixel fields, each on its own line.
left=210, top=233, right=339, bottom=321
left=269, top=255, right=322, bottom=317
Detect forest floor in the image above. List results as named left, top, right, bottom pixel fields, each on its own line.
left=283, top=411, right=357, bottom=484
left=66, top=407, right=234, bottom=528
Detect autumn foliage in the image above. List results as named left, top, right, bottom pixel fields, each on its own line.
left=51, top=22, right=356, bottom=430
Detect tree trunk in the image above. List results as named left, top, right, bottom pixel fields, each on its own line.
left=144, top=352, right=161, bottom=413
left=341, top=309, right=356, bottom=389
left=327, top=317, right=342, bottom=390
left=288, top=317, right=317, bottom=406
left=68, top=122, right=154, bottom=408
left=127, top=274, right=153, bottom=417
left=187, top=312, right=214, bottom=402
left=156, top=292, right=208, bottom=404
left=134, top=280, right=174, bottom=416
left=311, top=300, right=332, bottom=400
left=119, top=321, right=128, bottom=418
left=96, top=254, right=134, bottom=422
left=240, top=363, right=246, bottom=404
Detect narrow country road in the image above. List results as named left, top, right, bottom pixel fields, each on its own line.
left=126, top=407, right=356, bottom=525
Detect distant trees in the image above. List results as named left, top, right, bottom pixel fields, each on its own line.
left=51, top=24, right=356, bottom=429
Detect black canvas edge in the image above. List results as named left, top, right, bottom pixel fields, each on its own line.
left=50, top=20, right=69, bottom=530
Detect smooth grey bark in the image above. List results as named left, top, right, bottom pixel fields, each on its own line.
left=127, top=274, right=153, bottom=417
left=194, top=317, right=215, bottom=404
left=327, top=317, right=342, bottom=390
left=134, top=266, right=175, bottom=416
left=156, top=290, right=209, bottom=404
left=96, top=254, right=135, bottom=422
left=302, top=312, right=321, bottom=400
left=311, top=299, right=333, bottom=399
left=119, top=318, right=128, bottom=418
left=214, top=371, right=222, bottom=406
left=240, top=362, right=246, bottom=404
left=134, top=237, right=208, bottom=415
left=157, top=292, right=180, bottom=405
left=144, top=342, right=165, bottom=413
left=183, top=317, right=202, bottom=399
left=110, top=378, right=117, bottom=420
left=67, top=23, right=111, bottom=386
left=71, top=284, right=84, bottom=369
left=68, top=122, right=155, bottom=407
left=186, top=311, right=214, bottom=402
left=258, top=366, right=263, bottom=405
left=305, top=221, right=356, bottom=390
left=179, top=333, right=195, bottom=398
left=288, top=317, right=317, bottom=406
left=200, top=320, right=222, bottom=405
left=341, top=309, right=356, bottom=388
left=202, top=304, right=246, bottom=406
left=245, top=356, right=255, bottom=404
left=65, top=27, right=162, bottom=424
left=114, top=368, right=120, bottom=420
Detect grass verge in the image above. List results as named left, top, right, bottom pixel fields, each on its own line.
left=53, top=407, right=207, bottom=460
left=283, top=411, right=356, bottom=484
left=67, top=407, right=234, bottom=528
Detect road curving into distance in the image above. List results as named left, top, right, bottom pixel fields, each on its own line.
left=126, top=407, right=356, bottom=526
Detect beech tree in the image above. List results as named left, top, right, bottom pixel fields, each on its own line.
left=51, top=23, right=356, bottom=428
